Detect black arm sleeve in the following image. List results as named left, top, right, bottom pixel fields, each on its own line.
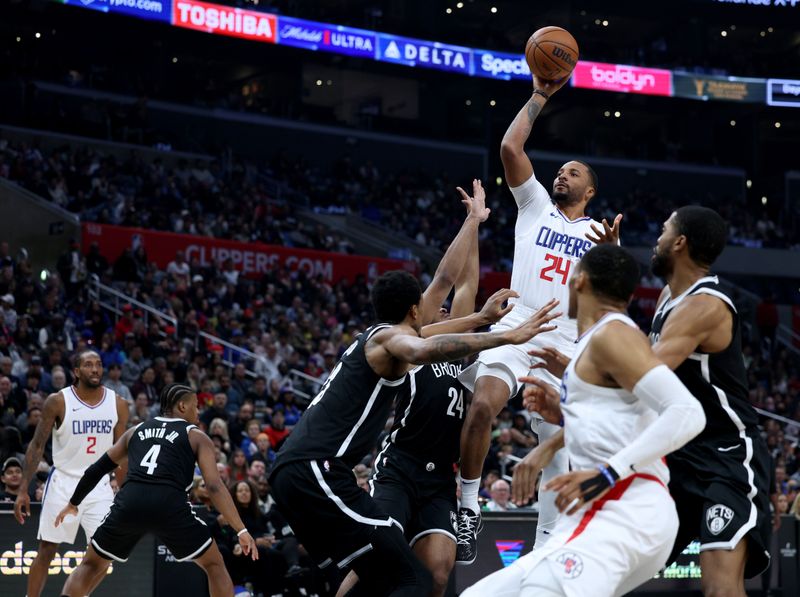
left=70, top=453, right=118, bottom=506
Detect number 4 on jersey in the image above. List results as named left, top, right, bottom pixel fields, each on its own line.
left=540, top=253, right=572, bottom=285
left=140, top=445, right=162, bottom=475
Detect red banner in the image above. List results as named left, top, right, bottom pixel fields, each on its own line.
left=82, top=223, right=417, bottom=284
left=172, top=0, right=276, bottom=43
left=571, top=60, right=672, bottom=96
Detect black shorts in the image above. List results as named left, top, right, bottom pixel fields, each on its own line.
left=667, top=430, right=772, bottom=578
left=91, top=482, right=212, bottom=563
left=269, top=458, right=403, bottom=569
left=370, top=446, right=457, bottom=546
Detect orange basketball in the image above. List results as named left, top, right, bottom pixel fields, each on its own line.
left=525, top=26, right=579, bottom=81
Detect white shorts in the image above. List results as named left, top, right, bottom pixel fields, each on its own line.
left=38, top=468, right=114, bottom=545
left=461, top=475, right=678, bottom=597
left=459, top=306, right=576, bottom=398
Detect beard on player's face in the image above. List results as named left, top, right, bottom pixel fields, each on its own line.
left=79, top=374, right=102, bottom=389
left=651, top=248, right=673, bottom=279
left=552, top=187, right=582, bottom=208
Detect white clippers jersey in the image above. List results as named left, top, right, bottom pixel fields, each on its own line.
left=53, top=386, right=118, bottom=477
left=509, top=174, right=600, bottom=341
left=561, top=313, right=670, bottom=485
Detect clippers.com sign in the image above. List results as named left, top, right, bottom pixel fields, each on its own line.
left=172, top=0, right=276, bottom=43
left=572, top=60, right=673, bottom=96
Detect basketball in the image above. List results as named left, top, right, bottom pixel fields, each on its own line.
left=526, top=26, right=579, bottom=81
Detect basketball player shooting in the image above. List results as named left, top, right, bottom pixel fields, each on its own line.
left=462, top=244, right=705, bottom=597
left=14, top=350, right=129, bottom=597
left=455, top=70, right=621, bottom=562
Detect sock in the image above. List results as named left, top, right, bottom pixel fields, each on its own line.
left=460, top=476, right=481, bottom=514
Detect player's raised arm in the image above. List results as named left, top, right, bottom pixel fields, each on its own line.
left=192, top=429, right=258, bottom=561
left=420, top=180, right=490, bottom=325
left=451, top=181, right=483, bottom=320
left=54, top=426, right=136, bottom=527
left=113, top=395, right=130, bottom=485
left=381, top=300, right=560, bottom=365
left=421, top=288, right=518, bottom=338
left=14, top=392, right=64, bottom=524
left=500, top=74, right=569, bottom=188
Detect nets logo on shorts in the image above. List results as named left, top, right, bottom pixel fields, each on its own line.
left=555, top=551, right=584, bottom=579
left=706, top=504, right=734, bottom=536
left=494, top=540, right=525, bottom=567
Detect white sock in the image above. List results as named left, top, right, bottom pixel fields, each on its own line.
left=460, top=476, right=481, bottom=514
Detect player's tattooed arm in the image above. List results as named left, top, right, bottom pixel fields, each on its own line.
left=14, top=392, right=64, bottom=523
left=421, top=288, right=519, bottom=338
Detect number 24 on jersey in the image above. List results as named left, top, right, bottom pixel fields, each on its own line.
left=539, top=253, right=572, bottom=285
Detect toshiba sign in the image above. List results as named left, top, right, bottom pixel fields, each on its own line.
left=571, top=61, right=672, bottom=96
left=172, top=0, right=276, bottom=43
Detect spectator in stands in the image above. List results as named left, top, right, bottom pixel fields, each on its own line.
left=132, top=367, right=158, bottom=405
left=483, top=479, right=516, bottom=512
left=264, top=409, right=290, bottom=450
left=18, top=406, right=41, bottom=448
left=247, top=459, right=267, bottom=485
left=241, top=419, right=263, bottom=461
left=166, top=250, right=190, bottom=282
left=231, top=363, right=250, bottom=400
left=201, top=392, right=232, bottom=429
left=129, top=391, right=155, bottom=425
left=120, top=342, right=149, bottom=385
left=0, top=457, right=24, bottom=501
left=219, top=374, right=242, bottom=414
left=229, top=402, right=257, bottom=447
left=0, top=376, right=24, bottom=419
left=85, top=242, right=109, bottom=276
left=26, top=356, right=52, bottom=394
left=104, top=363, right=132, bottom=402
left=480, top=470, right=501, bottom=501
left=50, top=366, right=67, bottom=392
left=0, top=294, right=17, bottom=332
left=209, top=417, right=232, bottom=456
left=252, top=433, right=276, bottom=469
left=275, top=387, right=301, bottom=427
left=244, top=376, right=271, bottom=414
left=229, top=448, right=249, bottom=483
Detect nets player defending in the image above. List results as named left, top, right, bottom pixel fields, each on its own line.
left=54, top=384, right=257, bottom=597
left=270, top=192, right=561, bottom=596
left=456, top=74, right=621, bottom=562
left=336, top=180, right=490, bottom=597
left=463, top=244, right=705, bottom=597
left=649, top=206, right=772, bottom=595
left=14, top=349, right=129, bottom=597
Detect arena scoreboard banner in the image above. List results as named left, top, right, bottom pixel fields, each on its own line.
left=54, top=0, right=796, bottom=106
left=673, top=73, right=766, bottom=103
left=81, top=223, right=418, bottom=283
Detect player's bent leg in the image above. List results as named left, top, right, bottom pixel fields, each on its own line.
left=519, top=558, right=566, bottom=597
left=27, top=540, right=59, bottom=597
left=61, top=545, right=111, bottom=597
left=699, top=539, right=748, bottom=597
left=335, top=570, right=359, bottom=597
left=534, top=422, right=569, bottom=549
left=193, top=541, right=234, bottom=597
left=413, top=533, right=456, bottom=597
left=460, top=553, right=529, bottom=597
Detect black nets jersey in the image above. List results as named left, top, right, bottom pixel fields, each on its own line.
left=126, top=416, right=197, bottom=492
left=380, top=362, right=465, bottom=473
left=274, top=324, right=407, bottom=469
left=649, top=276, right=759, bottom=444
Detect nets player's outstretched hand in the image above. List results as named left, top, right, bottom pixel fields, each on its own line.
left=456, top=179, right=491, bottom=223
left=13, top=493, right=30, bottom=524
left=519, top=376, right=562, bottom=424
left=239, top=531, right=258, bottom=561
left=585, top=214, right=623, bottom=245
left=505, top=299, right=561, bottom=344
left=54, top=502, right=79, bottom=528
left=528, top=346, right=570, bottom=378
left=477, top=288, right=520, bottom=325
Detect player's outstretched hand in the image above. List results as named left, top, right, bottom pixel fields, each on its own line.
left=519, top=376, right=562, bottom=424
left=532, top=73, right=571, bottom=98
left=14, top=493, right=30, bottom=525
left=478, top=288, right=519, bottom=325
left=239, top=531, right=259, bottom=561
left=456, top=179, right=490, bottom=223
left=512, top=444, right=548, bottom=507
left=528, top=346, right=570, bottom=379
left=55, top=503, right=79, bottom=528
left=585, top=213, right=623, bottom=245
left=505, top=300, right=561, bottom=345
left=546, top=470, right=612, bottom=515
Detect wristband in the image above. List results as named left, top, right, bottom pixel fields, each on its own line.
left=596, top=464, right=617, bottom=489
left=237, top=528, right=249, bottom=537
left=532, top=89, right=550, bottom=101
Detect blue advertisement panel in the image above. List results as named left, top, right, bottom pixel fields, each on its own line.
left=60, top=0, right=171, bottom=23
left=473, top=49, right=530, bottom=81
left=277, top=16, right=376, bottom=59
left=767, top=78, right=800, bottom=107
left=377, top=33, right=472, bottom=75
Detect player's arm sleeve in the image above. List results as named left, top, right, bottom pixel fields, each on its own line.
left=606, top=364, right=706, bottom=479
left=510, top=173, right=549, bottom=211
left=69, top=453, right=118, bottom=506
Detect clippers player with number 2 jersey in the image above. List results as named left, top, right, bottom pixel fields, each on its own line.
left=55, top=384, right=256, bottom=597
left=14, top=350, right=129, bottom=597
left=456, top=70, right=622, bottom=563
